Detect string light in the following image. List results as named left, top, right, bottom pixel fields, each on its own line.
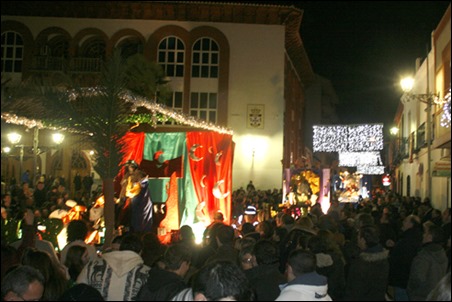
left=313, top=124, right=383, bottom=152
left=356, top=165, right=385, bottom=175
left=2, top=88, right=233, bottom=135
left=339, top=151, right=382, bottom=167
left=440, top=89, right=451, bottom=128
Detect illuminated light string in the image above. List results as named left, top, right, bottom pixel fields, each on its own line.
left=313, top=124, right=384, bottom=152
left=339, top=151, right=383, bottom=167
left=356, top=165, right=385, bottom=175
left=2, top=88, right=233, bottom=135
left=440, top=89, right=451, bottom=128
left=1, top=112, right=90, bottom=134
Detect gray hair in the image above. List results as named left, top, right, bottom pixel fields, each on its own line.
left=1, top=265, right=45, bottom=300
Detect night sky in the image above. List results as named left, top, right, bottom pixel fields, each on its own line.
left=290, top=1, right=450, bottom=128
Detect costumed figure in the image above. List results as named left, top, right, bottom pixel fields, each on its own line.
left=117, top=160, right=153, bottom=233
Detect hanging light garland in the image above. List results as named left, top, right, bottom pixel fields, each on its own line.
left=2, top=88, right=234, bottom=135
left=440, top=89, right=451, bottom=128
left=356, top=165, right=385, bottom=175
left=339, top=151, right=382, bottom=167
left=313, top=124, right=383, bottom=152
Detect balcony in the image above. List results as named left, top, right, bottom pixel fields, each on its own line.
left=31, top=56, right=102, bottom=73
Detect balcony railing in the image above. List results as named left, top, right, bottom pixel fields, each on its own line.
left=31, top=56, right=102, bottom=73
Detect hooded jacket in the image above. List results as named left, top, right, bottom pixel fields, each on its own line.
left=77, top=250, right=150, bottom=301
left=275, top=272, right=332, bottom=301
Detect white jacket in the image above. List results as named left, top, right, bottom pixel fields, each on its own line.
left=77, top=250, right=150, bottom=301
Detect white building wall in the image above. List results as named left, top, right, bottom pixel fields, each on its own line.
left=400, top=49, right=449, bottom=211
left=3, top=16, right=286, bottom=191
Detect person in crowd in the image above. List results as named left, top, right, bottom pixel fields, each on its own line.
left=73, top=172, right=82, bottom=195
left=10, top=208, right=60, bottom=264
left=247, top=181, right=255, bottom=192
left=344, top=224, right=389, bottom=301
left=173, top=260, right=254, bottom=301
left=308, top=232, right=346, bottom=301
left=194, top=221, right=223, bottom=268
left=21, top=248, right=69, bottom=301
left=441, top=208, right=451, bottom=244
left=137, top=242, right=191, bottom=301
left=33, top=181, right=47, bottom=210
left=178, top=225, right=202, bottom=270
left=82, top=173, right=94, bottom=199
left=239, top=243, right=257, bottom=271
left=59, top=283, right=104, bottom=301
left=244, top=239, right=286, bottom=301
left=196, top=260, right=255, bottom=301
left=1, top=265, right=45, bottom=301
left=406, top=221, right=448, bottom=301
left=140, top=232, right=166, bottom=268
left=21, top=170, right=31, bottom=187
left=205, top=224, right=238, bottom=265
left=60, top=220, right=97, bottom=265
left=2, top=193, right=19, bottom=220
left=1, top=244, right=20, bottom=284
left=279, top=227, right=315, bottom=274
left=387, top=214, right=423, bottom=301
left=77, top=233, right=150, bottom=301
left=64, top=245, right=89, bottom=286
left=275, top=248, right=331, bottom=301
left=426, top=271, right=451, bottom=301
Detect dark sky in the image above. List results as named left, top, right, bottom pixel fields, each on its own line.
left=291, top=1, right=450, bottom=127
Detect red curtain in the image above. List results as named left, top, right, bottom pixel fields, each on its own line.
left=114, top=132, right=145, bottom=195
left=186, top=132, right=233, bottom=224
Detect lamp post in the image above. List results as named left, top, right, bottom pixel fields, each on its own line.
left=7, top=132, right=24, bottom=182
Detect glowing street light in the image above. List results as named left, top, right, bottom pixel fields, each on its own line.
left=53, top=133, right=65, bottom=145
left=7, top=132, right=24, bottom=181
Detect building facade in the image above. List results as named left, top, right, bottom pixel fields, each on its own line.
left=1, top=1, right=322, bottom=191
left=391, top=4, right=451, bottom=211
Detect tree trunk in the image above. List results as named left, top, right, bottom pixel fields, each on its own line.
left=102, top=177, right=115, bottom=251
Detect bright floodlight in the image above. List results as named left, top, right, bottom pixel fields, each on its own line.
left=53, top=133, right=65, bottom=145
left=390, top=127, right=399, bottom=136
left=7, top=132, right=22, bottom=144
left=400, top=77, right=414, bottom=93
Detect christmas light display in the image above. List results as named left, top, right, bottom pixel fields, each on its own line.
left=339, top=151, right=382, bottom=167
left=2, top=88, right=233, bottom=135
left=356, top=165, right=385, bottom=175
left=440, top=89, right=451, bottom=128
left=313, top=124, right=383, bottom=152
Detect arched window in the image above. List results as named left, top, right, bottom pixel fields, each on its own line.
left=71, top=150, right=88, bottom=170
left=49, top=37, right=69, bottom=58
left=82, top=38, right=106, bottom=59
left=157, top=36, right=184, bottom=77
left=1, top=31, right=23, bottom=72
left=192, top=37, right=219, bottom=78
left=118, top=37, right=143, bottom=60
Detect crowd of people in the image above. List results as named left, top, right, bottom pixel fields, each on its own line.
left=1, top=174, right=451, bottom=301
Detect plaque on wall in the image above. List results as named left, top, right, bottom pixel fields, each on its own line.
left=247, top=104, right=264, bottom=129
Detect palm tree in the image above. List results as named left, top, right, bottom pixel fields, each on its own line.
left=3, top=50, right=170, bottom=249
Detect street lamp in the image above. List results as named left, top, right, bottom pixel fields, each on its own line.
left=7, top=132, right=24, bottom=182
left=52, top=133, right=65, bottom=145
left=400, top=76, right=447, bottom=201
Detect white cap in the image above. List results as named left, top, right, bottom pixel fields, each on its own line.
left=244, top=205, right=257, bottom=215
